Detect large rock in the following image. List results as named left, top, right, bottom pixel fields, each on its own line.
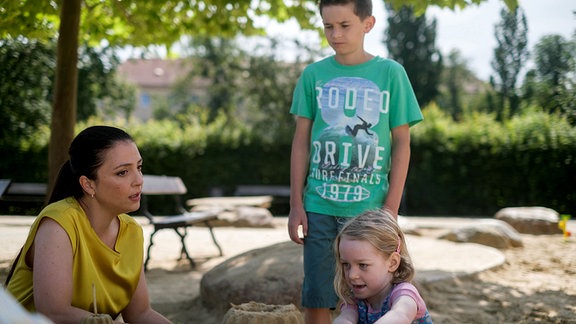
left=439, top=219, right=523, bottom=249
left=200, top=241, right=303, bottom=313
left=494, top=207, right=562, bottom=235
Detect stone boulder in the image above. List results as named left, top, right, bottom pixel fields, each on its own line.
left=494, top=207, right=562, bottom=235
left=398, top=215, right=421, bottom=236
left=439, top=219, right=523, bottom=249
left=200, top=241, right=303, bottom=313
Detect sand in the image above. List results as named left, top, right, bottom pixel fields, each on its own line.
left=416, top=229, right=576, bottom=324
left=2, top=220, right=575, bottom=323
left=144, top=229, right=576, bottom=324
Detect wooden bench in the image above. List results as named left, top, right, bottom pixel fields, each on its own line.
left=187, top=195, right=273, bottom=210
left=0, top=179, right=47, bottom=214
left=141, top=175, right=223, bottom=271
left=235, top=185, right=291, bottom=214
left=185, top=184, right=290, bottom=214
left=0, top=179, right=47, bottom=203
left=234, top=185, right=291, bottom=198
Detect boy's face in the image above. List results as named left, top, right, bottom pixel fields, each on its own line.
left=321, top=3, right=375, bottom=58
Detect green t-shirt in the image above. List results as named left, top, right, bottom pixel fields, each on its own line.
left=290, top=56, right=422, bottom=217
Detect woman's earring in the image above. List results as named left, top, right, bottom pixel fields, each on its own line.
left=91, top=193, right=94, bottom=199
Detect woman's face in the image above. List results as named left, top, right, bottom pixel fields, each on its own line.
left=92, top=140, right=143, bottom=215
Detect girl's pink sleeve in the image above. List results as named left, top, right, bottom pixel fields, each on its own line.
left=390, top=282, right=428, bottom=318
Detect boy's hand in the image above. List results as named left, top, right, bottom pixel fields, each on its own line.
left=288, top=208, right=307, bottom=245
left=381, top=205, right=398, bottom=220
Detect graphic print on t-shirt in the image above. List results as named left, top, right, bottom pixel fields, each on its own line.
left=310, top=76, right=390, bottom=203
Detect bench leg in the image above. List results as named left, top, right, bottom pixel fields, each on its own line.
left=144, top=229, right=158, bottom=272
left=204, top=221, right=223, bottom=256
left=174, top=227, right=196, bottom=268
left=144, top=223, right=221, bottom=271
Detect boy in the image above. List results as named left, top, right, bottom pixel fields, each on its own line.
left=287, top=0, right=423, bottom=323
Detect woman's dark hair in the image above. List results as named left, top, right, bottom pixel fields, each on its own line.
left=48, top=125, right=134, bottom=203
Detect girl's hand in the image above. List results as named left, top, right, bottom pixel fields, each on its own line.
left=333, top=304, right=358, bottom=324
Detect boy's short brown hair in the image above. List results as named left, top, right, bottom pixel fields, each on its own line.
left=318, top=0, right=373, bottom=20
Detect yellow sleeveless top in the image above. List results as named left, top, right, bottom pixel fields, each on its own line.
left=6, top=197, right=144, bottom=318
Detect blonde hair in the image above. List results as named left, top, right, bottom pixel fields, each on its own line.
left=333, top=209, right=415, bottom=305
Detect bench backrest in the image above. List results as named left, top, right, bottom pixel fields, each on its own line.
left=142, top=175, right=187, bottom=195
left=141, top=175, right=188, bottom=220
left=0, top=179, right=11, bottom=198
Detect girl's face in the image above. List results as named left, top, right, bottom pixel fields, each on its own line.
left=321, top=3, right=374, bottom=60
left=339, top=236, right=397, bottom=308
left=91, top=140, right=143, bottom=215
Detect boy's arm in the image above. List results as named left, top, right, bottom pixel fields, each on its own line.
left=383, top=124, right=411, bottom=220
left=288, top=117, right=312, bottom=245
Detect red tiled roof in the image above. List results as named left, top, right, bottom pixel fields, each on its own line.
left=117, top=58, right=191, bottom=88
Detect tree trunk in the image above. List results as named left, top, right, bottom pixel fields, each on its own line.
left=46, top=0, right=81, bottom=203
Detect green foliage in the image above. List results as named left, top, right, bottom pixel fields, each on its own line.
left=161, top=36, right=315, bottom=144
left=0, top=0, right=520, bottom=47
left=387, top=0, right=517, bottom=16
left=409, top=105, right=576, bottom=215
left=76, top=45, right=136, bottom=120
left=490, top=6, right=529, bottom=119
left=75, top=116, right=290, bottom=201
left=0, top=1, right=320, bottom=47
left=0, top=37, right=136, bottom=128
left=0, top=37, right=54, bottom=147
left=2, top=109, right=574, bottom=216
left=236, top=37, right=318, bottom=143
left=190, top=37, right=247, bottom=121
left=0, top=0, right=322, bottom=189
left=437, top=49, right=493, bottom=120
left=521, top=34, right=576, bottom=122
left=0, top=0, right=520, bottom=195
left=385, top=5, right=442, bottom=107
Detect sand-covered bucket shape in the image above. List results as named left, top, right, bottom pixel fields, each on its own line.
left=221, top=301, right=304, bottom=324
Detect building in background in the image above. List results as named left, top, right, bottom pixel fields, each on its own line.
left=117, top=58, right=207, bottom=120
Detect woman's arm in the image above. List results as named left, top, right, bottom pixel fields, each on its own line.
left=33, top=218, right=93, bottom=323
left=383, top=124, right=411, bottom=219
left=121, top=266, right=171, bottom=323
left=288, top=117, right=312, bottom=245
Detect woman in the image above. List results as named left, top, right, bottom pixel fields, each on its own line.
left=6, top=125, right=171, bottom=323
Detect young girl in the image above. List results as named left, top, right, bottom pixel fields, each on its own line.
left=333, top=209, right=432, bottom=324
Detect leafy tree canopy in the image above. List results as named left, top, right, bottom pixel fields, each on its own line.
left=1, top=0, right=518, bottom=47
left=387, top=0, right=517, bottom=15
left=0, top=0, right=320, bottom=47
left=0, top=0, right=518, bottom=193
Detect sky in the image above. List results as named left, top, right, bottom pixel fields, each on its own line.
left=262, top=0, right=575, bottom=81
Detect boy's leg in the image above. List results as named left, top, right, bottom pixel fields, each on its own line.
left=301, top=212, right=340, bottom=324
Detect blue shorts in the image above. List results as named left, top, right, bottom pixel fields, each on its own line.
left=301, top=212, right=349, bottom=309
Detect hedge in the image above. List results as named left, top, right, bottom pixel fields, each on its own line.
left=0, top=109, right=574, bottom=216
left=407, top=106, right=575, bottom=216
